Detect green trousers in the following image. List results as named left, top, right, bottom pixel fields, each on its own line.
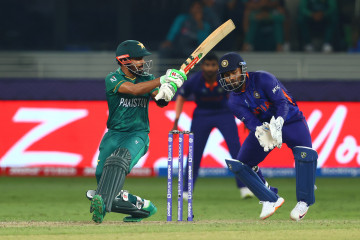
left=95, top=130, right=149, bottom=183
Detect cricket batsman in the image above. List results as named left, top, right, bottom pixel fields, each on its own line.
left=86, top=40, right=186, bottom=223
left=218, top=52, right=318, bottom=221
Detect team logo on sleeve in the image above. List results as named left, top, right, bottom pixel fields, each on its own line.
left=221, top=60, right=228, bottom=67
left=253, top=91, right=260, bottom=98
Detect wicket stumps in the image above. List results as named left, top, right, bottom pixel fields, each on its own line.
left=167, top=130, right=194, bottom=222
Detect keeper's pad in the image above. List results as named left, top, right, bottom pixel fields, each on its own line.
left=293, top=146, right=318, bottom=206
left=111, top=190, right=150, bottom=218
left=96, top=148, right=131, bottom=212
left=225, top=159, right=278, bottom=202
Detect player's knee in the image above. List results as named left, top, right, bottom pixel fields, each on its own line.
left=293, top=146, right=318, bottom=163
left=105, top=148, right=132, bottom=174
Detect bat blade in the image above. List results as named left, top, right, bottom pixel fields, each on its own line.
left=180, top=19, right=236, bottom=75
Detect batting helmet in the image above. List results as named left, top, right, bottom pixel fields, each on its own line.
left=116, top=40, right=151, bottom=62
left=115, top=40, right=152, bottom=76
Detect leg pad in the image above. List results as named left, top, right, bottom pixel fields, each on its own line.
left=226, top=159, right=278, bottom=202
left=96, top=148, right=131, bottom=212
left=293, top=146, right=318, bottom=206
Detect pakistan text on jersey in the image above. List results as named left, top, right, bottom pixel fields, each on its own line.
left=119, top=98, right=148, bottom=108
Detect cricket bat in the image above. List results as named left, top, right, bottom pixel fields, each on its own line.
left=155, top=19, right=235, bottom=100
left=181, top=19, right=236, bottom=75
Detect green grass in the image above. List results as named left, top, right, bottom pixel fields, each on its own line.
left=0, top=177, right=359, bottom=239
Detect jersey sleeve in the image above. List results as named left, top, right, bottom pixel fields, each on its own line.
left=147, top=74, right=159, bottom=94
left=257, top=71, right=289, bottom=121
left=105, top=73, right=127, bottom=94
left=228, top=98, right=262, bottom=132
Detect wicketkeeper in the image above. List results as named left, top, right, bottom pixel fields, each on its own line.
left=219, top=52, right=318, bottom=221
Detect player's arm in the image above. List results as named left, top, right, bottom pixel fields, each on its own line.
left=172, top=95, right=186, bottom=130
left=259, top=72, right=288, bottom=148
left=228, top=100, right=262, bottom=132
left=118, top=78, right=161, bottom=96
left=118, top=69, right=186, bottom=96
left=259, top=72, right=289, bottom=120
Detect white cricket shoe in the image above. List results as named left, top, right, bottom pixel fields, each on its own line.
left=259, top=197, right=285, bottom=220
left=86, top=189, right=96, bottom=200
left=290, top=201, right=309, bottom=221
left=240, top=187, right=255, bottom=199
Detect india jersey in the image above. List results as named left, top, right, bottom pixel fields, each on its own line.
left=104, top=68, right=158, bottom=132
left=179, top=71, right=229, bottom=110
left=228, top=71, right=303, bottom=132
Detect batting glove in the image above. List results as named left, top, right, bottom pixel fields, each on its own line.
left=160, top=69, right=187, bottom=88
left=154, top=82, right=177, bottom=102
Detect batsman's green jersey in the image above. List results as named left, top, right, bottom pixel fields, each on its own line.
left=95, top=68, right=158, bottom=182
left=105, top=68, right=157, bottom=132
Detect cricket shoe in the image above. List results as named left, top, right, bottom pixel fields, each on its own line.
left=123, top=200, right=157, bottom=222
left=91, top=195, right=106, bottom=223
left=86, top=189, right=96, bottom=200
left=259, top=197, right=285, bottom=220
left=240, top=187, right=254, bottom=199
left=290, top=201, right=309, bottom=221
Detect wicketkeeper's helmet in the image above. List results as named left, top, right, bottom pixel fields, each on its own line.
left=218, top=52, right=247, bottom=91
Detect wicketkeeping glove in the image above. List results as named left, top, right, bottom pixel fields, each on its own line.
left=255, top=123, right=276, bottom=152
left=269, top=116, right=284, bottom=148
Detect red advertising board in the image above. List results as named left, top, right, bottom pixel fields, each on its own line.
left=1, top=101, right=360, bottom=176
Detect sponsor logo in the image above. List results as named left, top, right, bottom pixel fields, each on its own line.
left=272, top=85, right=280, bottom=94
left=167, top=202, right=171, bottom=216
left=122, top=192, right=129, bottom=201
left=184, top=56, right=200, bottom=73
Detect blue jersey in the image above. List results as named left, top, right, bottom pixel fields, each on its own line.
left=179, top=71, right=229, bottom=110
left=228, top=71, right=303, bottom=132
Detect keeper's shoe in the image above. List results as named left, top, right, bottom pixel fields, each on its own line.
left=259, top=197, right=285, bottom=220
left=240, top=187, right=255, bottom=199
left=91, top=195, right=106, bottom=223
left=290, top=201, right=309, bottom=221
left=123, top=200, right=157, bottom=222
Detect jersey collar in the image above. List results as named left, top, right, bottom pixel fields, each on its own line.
left=117, top=68, right=136, bottom=81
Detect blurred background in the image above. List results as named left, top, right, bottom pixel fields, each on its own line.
left=1, top=0, right=360, bottom=178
